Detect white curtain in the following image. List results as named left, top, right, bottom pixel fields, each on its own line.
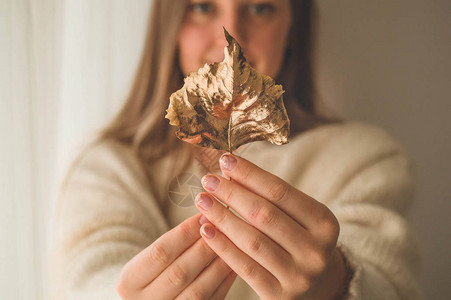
left=1, top=1, right=62, bottom=299
left=0, top=1, right=151, bottom=299
left=57, top=0, right=152, bottom=169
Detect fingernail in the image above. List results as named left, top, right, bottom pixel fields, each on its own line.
left=199, top=215, right=211, bottom=225
left=201, top=224, right=216, bottom=239
left=195, top=193, right=213, bottom=211
left=201, top=175, right=220, bottom=192
left=220, top=154, right=237, bottom=171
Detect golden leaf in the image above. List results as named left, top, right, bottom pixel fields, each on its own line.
left=166, top=28, right=290, bottom=153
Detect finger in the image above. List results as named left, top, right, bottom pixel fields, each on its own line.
left=219, top=154, right=331, bottom=229
left=200, top=173, right=312, bottom=254
left=144, top=238, right=217, bottom=299
left=119, top=213, right=203, bottom=290
left=210, top=271, right=238, bottom=300
left=195, top=192, right=295, bottom=282
left=175, top=257, right=233, bottom=300
left=200, top=223, right=280, bottom=299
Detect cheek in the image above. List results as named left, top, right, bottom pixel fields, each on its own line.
left=178, top=26, right=211, bottom=75
left=251, top=31, right=288, bottom=78
left=246, top=15, right=291, bottom=77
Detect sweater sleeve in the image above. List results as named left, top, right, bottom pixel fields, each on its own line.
left=49, top=139, right=169, bottom=300
left=310, top=123, right=421, bottom=300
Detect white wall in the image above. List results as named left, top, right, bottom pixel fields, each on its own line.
left=315, top=1, right=451, bottom=298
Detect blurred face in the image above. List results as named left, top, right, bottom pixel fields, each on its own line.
left=177, top=0, right=292, bottom=78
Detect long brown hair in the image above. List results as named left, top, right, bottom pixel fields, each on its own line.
left=278, top=0, right=336, bottom=133
left=99, top=0, right=336, bottom=210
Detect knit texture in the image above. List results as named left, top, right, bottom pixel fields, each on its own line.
left=49, top=121, right=420, bottom=299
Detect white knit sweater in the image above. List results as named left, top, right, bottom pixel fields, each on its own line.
left=49, top=121, right=421, bottom=299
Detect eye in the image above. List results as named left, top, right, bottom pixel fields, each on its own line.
left=248, top=3, right=276, bottom=16
left=189, top=2, right=215, bottom=14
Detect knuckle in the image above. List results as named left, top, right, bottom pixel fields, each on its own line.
left=285, top=266, right=306, bottom=292
left=147, top=242, right=169, bottom=265
left=252, top=205, right=279, bottom=227
left=299, top=274, right=315, bottom=292
left=311, top=250, right=328, bottom=272
left=239, top=162, right=254, bottom=181
left=167, top=264, right=189, bottom=288
left=317, top=207, right=340, bottom=242
left=287, top=263, right=301, bottom=280
left=324, top=221, right=340, bottom=246
left=266, top=180, right=288, bottom=203
left=248, top=203, right=262, bottom=223
left=215, top=210, right=229, bottom=227
left=224, top=186, right=234, bottom=204
left=247, top=234, right=265, bottom=255
left=328, top=215, right=341, bottom=239
left=316, top=203, right=332, bottom=223
left=240, top=261, right=256, bottom=277
left=288, top=270, right=314, bottom=293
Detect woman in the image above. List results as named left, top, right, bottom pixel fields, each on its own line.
left=49, top=0, right=420, bottom=299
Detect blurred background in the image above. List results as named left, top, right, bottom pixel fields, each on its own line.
left=1, top=0, right=450, bottom=299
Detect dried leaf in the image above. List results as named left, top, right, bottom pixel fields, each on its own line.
left=166, top=28, right=290, bottom=153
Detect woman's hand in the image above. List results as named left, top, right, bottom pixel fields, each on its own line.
left=116, top=213, right=237, bottom=300
left=194, top=154, right=348, bottom=300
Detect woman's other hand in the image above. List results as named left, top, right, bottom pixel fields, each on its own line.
left=194, top=154, right=348, bottom=300
left=116, top=213, right=237, bottom=300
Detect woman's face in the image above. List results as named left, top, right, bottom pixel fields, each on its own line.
left=177, top=0, right=292, bottom=78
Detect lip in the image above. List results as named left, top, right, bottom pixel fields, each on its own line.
left=204, top=58, right=222, bottom=65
